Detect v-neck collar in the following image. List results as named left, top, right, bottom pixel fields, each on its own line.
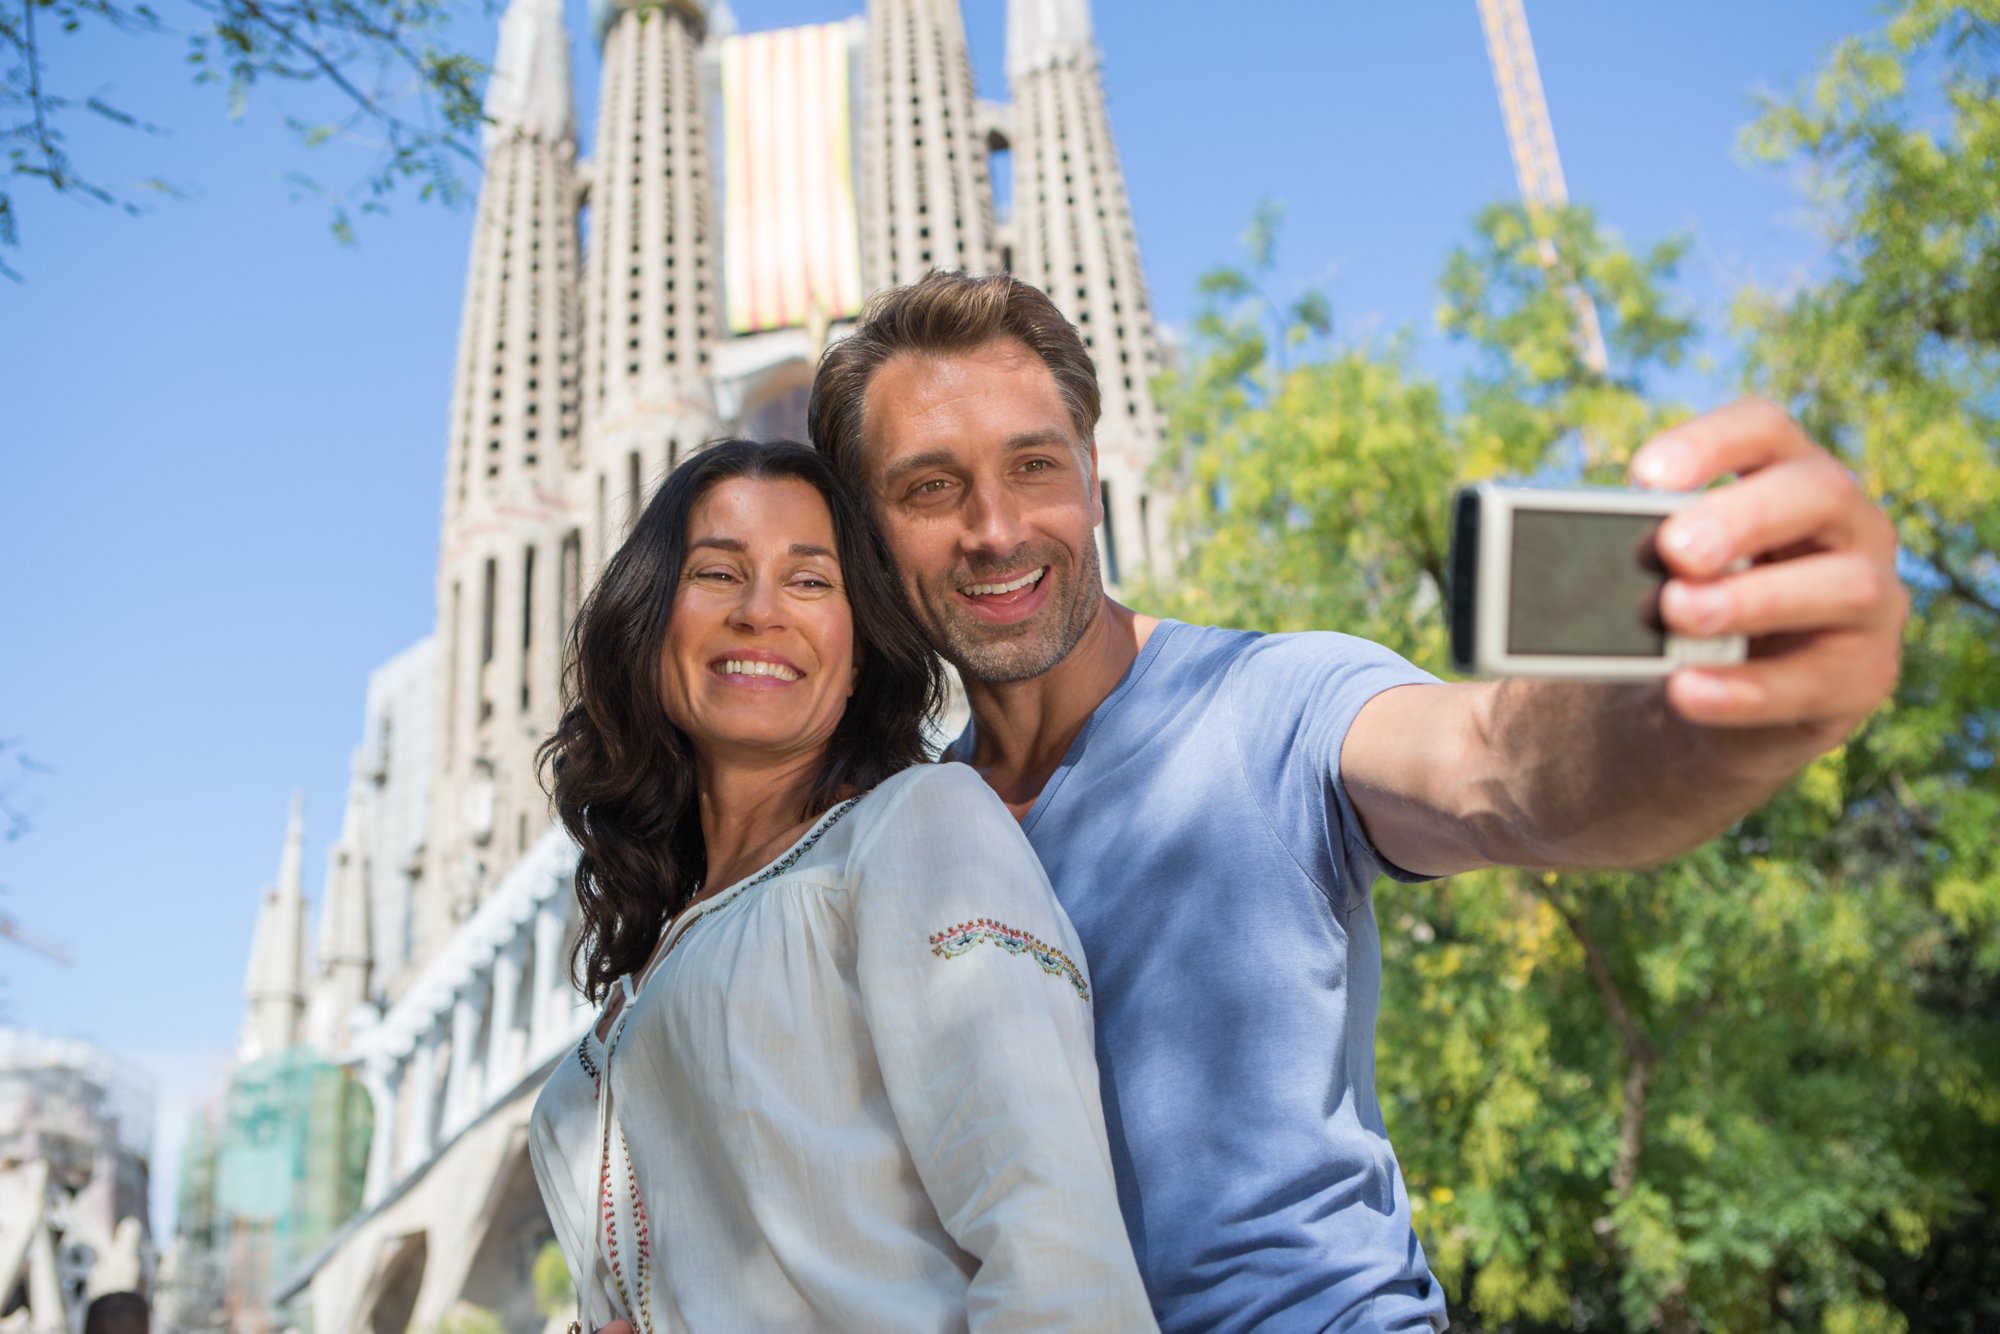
left=952, top=620, right=1182, bottom=838
left=585, top=794, right=864, bottom=1050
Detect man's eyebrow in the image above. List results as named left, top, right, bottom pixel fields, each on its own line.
left=880, top=431, right=1078, bottom=485
left=880, top=449, right=958, bottom=486
left=1003, top=429, right=1076, bottom=454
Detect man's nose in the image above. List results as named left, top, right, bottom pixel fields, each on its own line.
left=961, top=479, right=1030, bottom=556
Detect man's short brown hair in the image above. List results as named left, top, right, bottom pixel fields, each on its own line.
left=808, top=271, right=1102, bottom=480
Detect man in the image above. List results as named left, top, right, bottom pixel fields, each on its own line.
left=807, top=272, right=1905, bottom=1331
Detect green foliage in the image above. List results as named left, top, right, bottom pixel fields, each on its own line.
left=1, top=0, right=490, bottom=278
left=431, top=1302, right=504, bottom=1334
left=532, top=1237, right=574, bottom=1319
left=1149, top=6, right=1999, bottom=1327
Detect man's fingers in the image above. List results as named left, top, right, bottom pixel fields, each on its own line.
left=1666, top=632, right=1901, bottom=729
left=1632, top=398, right=1816, bottom=491
left=1652, top=457, right=1887, bottom=579
left=1660, top=552, right=1908, bottom=640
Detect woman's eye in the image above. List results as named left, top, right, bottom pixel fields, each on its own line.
left=693, top=567, right=736, bottom=583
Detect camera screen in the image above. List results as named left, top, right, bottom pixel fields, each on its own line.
left=1507, top=509, right=1667, bottom=657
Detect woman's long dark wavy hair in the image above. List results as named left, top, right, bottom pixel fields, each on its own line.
left=539, top=439, right=944, bottom=1003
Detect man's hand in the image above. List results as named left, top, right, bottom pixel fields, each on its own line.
left=1639, top=398, right=1908, bottom=777
left=1346, top=399, right=1908, bottom=877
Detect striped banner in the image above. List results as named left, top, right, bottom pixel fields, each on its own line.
left=721, top=22, right=865, bottom=335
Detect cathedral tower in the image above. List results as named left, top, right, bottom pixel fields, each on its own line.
left=306, top=780, right=372, bottom=1052
left=1005, top=0, right=1166, bottom=585
left=422, top=0, right=582, bottom=960
left=580, top=0, right=723, bottom=571
left=239, top=795, right=308, bottom=1063
left=861, top=0, right=999, bottom=286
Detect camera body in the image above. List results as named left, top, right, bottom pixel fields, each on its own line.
left=1448, top=483, right=1748, bottom=679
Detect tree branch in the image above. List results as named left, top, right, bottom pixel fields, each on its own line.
left=1541, top=884, right=1695, bottom=1331
left=1542, top=888, right=1656, bottom=1194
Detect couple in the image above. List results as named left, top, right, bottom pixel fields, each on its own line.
left=529, top=273, right=1905, bottom=1331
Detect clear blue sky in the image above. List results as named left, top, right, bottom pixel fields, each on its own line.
left=0, top=1, right=1881, bottom=1232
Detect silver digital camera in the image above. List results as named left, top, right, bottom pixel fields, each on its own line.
left=1447, top=483, right=1748, bottom=679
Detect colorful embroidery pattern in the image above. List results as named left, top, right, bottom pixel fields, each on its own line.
left=928, top=918, right=1090, bottom=1002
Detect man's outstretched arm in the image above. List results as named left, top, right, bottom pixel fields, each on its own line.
left=1344, top=399, right=1909, bottom=877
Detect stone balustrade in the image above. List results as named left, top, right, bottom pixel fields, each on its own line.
left=348, top=826, right=591, bottom=1205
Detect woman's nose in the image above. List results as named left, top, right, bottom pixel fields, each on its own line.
left=727, top=574, right=786, bottom=632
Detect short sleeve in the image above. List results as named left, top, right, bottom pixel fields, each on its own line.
left=847, top=763, right=1157, bottom=1331
left=1226, top=632, right=1439, bottom=915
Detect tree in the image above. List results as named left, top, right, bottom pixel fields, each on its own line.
left=0, top=0, right=488, bottom=279
left=1150, top=3, right=1999, bottom=1314
left=1735, top=0, right=2000, bottom=1319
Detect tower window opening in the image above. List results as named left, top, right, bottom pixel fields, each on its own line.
left=520, top=544, right=537, bottom=712
left=1100, top=481, right=1121, bottom=586
left=480, top=557, right=498, bottom=667
left=559, top=529, right=582, bottom=643
left=627, top=451, right=642, bottom=532
left=446, top=580, right=462, bottom=761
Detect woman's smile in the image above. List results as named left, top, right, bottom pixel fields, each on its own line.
left=708, top=650, right=806, bottom=686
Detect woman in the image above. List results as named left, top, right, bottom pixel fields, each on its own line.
left=529, top=440, right=1153, bottom=1331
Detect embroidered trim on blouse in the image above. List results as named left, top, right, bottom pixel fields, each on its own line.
left=928, top=917, right=1091, bottom=1002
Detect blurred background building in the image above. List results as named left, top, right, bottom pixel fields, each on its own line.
left=0, top=1028, right=153, bottom=1327
left=170, top=0, right=1167, bottom=1327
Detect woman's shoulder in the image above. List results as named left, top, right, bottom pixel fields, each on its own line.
left=858, top=760, right=1002, bottom=821
left=841, top=762, right=1018, bottom=864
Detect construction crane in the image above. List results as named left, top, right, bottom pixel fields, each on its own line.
left=1474, top=0, right=1611, bottom=377
left=0, top=907, right=71, bottom=966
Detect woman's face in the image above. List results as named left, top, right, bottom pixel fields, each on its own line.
left=659, top=476, right=858, bottom=770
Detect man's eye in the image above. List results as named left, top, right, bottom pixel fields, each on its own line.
left=912, top=478, right=953, bottom=497
left=1020, top=458, right=1053, bottom=474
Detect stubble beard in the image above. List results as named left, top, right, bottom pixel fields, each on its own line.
left=912, top=537, right=1103, bottom=686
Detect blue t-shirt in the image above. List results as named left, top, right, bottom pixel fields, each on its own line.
left=958, top=621, right=1448, bottom=1332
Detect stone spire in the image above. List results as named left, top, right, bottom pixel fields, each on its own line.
left=484, top=0, right=575, bottom=146
left=240, top=794, right=308, bottom=1063
left=578, top=0, right=722, bottom=569
left=1006, top=0, right=1092, bottom=78
left=1005, top=0, right=1167, bottom=587
left=308, top=779, right=373, bottom=1052
left=422, top=0, right=583, bottom=965
left=862, top=0, right=999, bottom=289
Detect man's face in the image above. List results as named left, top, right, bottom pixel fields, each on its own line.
left=858, top=338, right=1103, bottom=684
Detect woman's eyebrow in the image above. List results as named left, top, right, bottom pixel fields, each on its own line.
left=687, top=535, right=835, bottom=560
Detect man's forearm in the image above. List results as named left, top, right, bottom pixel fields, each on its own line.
left=1455, top=678, right=1798, bottom=871
left=1344, top=678, right=1810, bottom=877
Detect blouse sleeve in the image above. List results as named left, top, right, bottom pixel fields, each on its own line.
left=849, top=763, right=1157, bottom=1331
left=528, top=1065, right=611, bottom=1325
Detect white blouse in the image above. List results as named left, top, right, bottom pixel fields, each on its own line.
left=528, top=762, right=1156, bottom=1332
